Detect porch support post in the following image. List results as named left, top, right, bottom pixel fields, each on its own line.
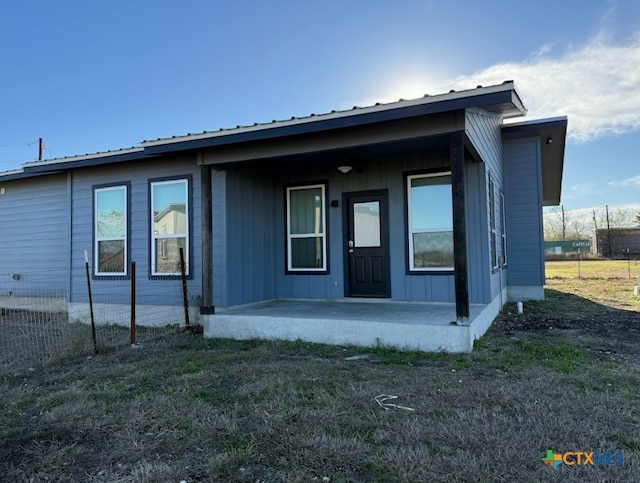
left=200, top=160, right=215, bottom=314
left=451, top=131, right=469, bottom=323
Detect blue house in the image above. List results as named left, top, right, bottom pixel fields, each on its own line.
left=0, top=81, right=567, bottom=352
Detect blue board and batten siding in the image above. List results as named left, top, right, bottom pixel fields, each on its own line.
left=0, top=173, right=70, bottom=296
left=503, top=137, right=545, bottom=287
left=218, top=168, right=277, bottom=307
left=69, top=158, right=202, bottom=306
left=213, top=147, right=495, bottom=308
left=212, top=169, right=228, bottom=307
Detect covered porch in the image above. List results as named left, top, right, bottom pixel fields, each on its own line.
left=204, top=297, right=502, bottom=353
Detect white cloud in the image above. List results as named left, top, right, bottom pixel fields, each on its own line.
left=347, top=33, right=640, bottom=144
left=446, top=34, right=640, bottom=143
left=564, top=182, right=597, bottom=199
left=608, top=174, right=640, bottom=186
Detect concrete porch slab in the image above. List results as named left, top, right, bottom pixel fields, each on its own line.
left=203, top=297, right=502, bottom=353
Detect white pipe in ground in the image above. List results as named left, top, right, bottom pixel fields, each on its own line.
left=517, top=301, right=524, bottom=314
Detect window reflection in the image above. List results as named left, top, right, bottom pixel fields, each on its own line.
left=354, top=201, right=381, bottom=247
left=287, top=185, right=327, bottom=271
left=151, top=180, right=189, bottom=275
left=95, top=186, right=127, bottom=275
left=408, top=173, right=453, bottom=270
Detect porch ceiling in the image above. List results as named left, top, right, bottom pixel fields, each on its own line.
left=199, top=111, right=463, bottom=167
left=204, top=132, right=452, bottom=170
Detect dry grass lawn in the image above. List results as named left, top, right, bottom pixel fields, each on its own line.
left=1, top=260, right=639, bottom=482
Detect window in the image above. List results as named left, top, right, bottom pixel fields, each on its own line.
left=286, top=184, right=327, bottom=272
left=489, top=175, right=497, bottom=269
left=407, top=172, right=453, bottom=271
left=94, top=185, right=127, bottom=276
left=151, top=178, right=189, bottom=275
left=500, top=192, right=507, bottom=266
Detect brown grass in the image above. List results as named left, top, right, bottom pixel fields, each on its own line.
left=1, top=262, right=639, bottom=482
left=546, top=259, right=640, bottom=312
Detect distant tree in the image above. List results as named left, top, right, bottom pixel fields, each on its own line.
left=97, top=209, right=125, bottom=237
left=544, top=206, right=590, bottom=240
left=636, top=212, right=640, bottom=227
left=568, top=218, right=588, bottom=239
left=606, top=207, right=636, bottom=228
left=543, top=206, right=567, bottom=241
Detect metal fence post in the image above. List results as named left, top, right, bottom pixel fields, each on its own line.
left=179, top=247, right=190, bottom=328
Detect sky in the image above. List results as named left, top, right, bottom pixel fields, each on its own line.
left=1, top=0, right=639, bottom=227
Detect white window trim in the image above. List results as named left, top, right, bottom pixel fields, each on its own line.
left=489, top=175, right=498, bottom=270
left=407, top=172, right=453, bottom=272
left=286, top=184, right=327, bottom=272
left=150, top=178, right=189, bottom=276
left=500, top=192, right=507, bottom=266
left=94, top=185, right=128, bottom=277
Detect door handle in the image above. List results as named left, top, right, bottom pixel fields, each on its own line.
left=348, top=240, right=354, bottom=248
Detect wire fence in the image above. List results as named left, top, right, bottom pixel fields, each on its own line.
left=0, top=260, right=200, bottom=373
left=545, top=258, right=640, bottom=280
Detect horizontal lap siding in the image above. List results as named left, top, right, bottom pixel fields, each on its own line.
left=503, top=138, right=544, bottom=286
left=0, top=173, right=69, bottom=296
left=464, top=160, right=490, bottom=303
left=465, top=109, right=504, bottom=301
left=70, top=158, right=202, bottom=306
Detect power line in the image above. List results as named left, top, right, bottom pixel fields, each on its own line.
left=0, top=140, right=39, bottom=148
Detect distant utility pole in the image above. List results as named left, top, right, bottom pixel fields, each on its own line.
left=561, top=205, right=566, bottom=241
left=38, top=138, right=43, bottom=161
left=605, top=204, right=612, bottom=256
left=592, top=209, right=600, bottom=254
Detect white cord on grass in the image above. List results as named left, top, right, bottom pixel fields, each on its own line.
left=374, top=394, right=415, bottom=411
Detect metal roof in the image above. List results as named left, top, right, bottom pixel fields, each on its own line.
left=4, top=81, right=527, bottom=175
left=142, top=81, right=526, bottom=148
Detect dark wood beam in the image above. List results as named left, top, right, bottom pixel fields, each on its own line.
left=200, top=161, right=215, bottom=314
left=451, top=131, right=469, bottom=322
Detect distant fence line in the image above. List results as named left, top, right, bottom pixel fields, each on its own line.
left=545, top=258, right=640, bottom=280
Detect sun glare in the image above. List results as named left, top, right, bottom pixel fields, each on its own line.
left=377, top=72, right=450, bottom=104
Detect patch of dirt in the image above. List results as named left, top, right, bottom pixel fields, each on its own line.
left=493, top=300, right=640, bottom=368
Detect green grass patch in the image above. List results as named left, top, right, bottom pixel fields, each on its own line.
left=518, top=340, right=588, bottom=372
left=615, top=434, right=640, bottom=452
left=184, top=387, right=230, bottom=405
left=477, top=336, right=587, bottom=374
left=221, top=433, right=257, bottom=456
left=169, top=353, right=212, bottom=375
